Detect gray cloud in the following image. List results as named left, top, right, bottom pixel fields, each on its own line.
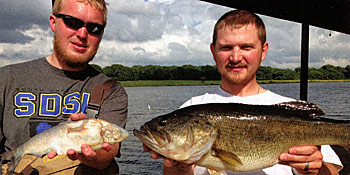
left=103, top=0, right=165, bottom=42
left=104, top=13, right=165, bottom=42
left=0, top=30, right=34, bottom=43
left=133, top=46, right=146, bottom=52
left=0, top=1, right=51, bottom=44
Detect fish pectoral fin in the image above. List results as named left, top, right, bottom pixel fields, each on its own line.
left=208, top=168, right=228, bottom=175
left=215, top=148, right=243, bottom=167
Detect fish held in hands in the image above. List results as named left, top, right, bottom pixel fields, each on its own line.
left=1, top=119, right=129, bottom=175
left=134, top=101, right=350, bottom=173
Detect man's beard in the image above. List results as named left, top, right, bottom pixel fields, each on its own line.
left=222, top=70, right=257, bottom=85
left=221, top=62, right=260, bottom=85
left=53, top=34, right=97, bottom=69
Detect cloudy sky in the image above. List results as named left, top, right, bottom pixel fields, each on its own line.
left=1, top=0, right=349, bottom=69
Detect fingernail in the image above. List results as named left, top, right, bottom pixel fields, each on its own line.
left=280, top=154, right=288, bottom=160
left=290, top=147, right=297, bottom=154
left=82, top=145, right=88, bottom=151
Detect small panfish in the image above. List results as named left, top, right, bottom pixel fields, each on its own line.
left=0, top=119, right=129, bottom=175
left=134, top=101, right=350, bottom=174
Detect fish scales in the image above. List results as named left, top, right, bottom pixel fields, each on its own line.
left=134, top=101, right=350, bottom=173
left=202, top=112, right=348, bottom=171
left=188, top=103, right=349, bottom=172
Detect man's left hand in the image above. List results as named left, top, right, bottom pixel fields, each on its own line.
left=279, top=145, right=336, bottom=175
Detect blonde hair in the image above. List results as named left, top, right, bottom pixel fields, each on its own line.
left=52, top=0, right=108, bottom=24
left=212, top=10, right=266, bottom=46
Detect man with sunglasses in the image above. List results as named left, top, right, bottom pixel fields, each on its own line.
left=0, top=0, right=127, bottom=174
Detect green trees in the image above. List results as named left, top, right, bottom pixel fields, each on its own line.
left=295, top=64, right=348, bottom=80
left=102, top=64, right=134, bottom=81
left=92, top=63, right=350, bottom=81
left=345, top=65, right=350, bottom=79
left=320, top=65, right=345, bottom=80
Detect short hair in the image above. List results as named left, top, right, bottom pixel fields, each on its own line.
left=212, top=9, right=266, bottom=46
left=52, top=0, right=108, bottom=24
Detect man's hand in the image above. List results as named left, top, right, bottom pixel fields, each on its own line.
left=47, top=113, right=90, bottom=159
left=143, top=144, right=194, bottom=175
left=279, top=145, right=339, bottom=175
left=65, top=143, right=113, bottom=161
left=47, top=113, right=119, bottom=169
left=69, top=112, right=89, bottom=121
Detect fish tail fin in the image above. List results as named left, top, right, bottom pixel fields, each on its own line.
left=0, top=150, right=22, bottom=175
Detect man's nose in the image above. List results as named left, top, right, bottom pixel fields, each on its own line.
left=76, top=26, right=88, bottom=39
left=229, top=47, right=242, bottom=63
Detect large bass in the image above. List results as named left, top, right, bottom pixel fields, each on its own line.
left=134, top=101, right=350, bottom=173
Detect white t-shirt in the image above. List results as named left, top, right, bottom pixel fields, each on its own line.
left=180, top=87, right=343, bottom=175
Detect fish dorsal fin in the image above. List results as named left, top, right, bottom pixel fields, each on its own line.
left=214, top=148, right=243, bottom=167
left=275, top=100, right=325, bottom=119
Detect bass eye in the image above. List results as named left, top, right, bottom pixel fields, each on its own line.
left=159, top=119, right=167, bottom=126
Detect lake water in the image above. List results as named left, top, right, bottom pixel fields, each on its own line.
left=118, top=82, right=350, bottom=175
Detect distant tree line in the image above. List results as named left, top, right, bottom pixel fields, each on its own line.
left=90, top=64, right=350, bottom=81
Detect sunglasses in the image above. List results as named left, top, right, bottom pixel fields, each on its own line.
left=54, top=13, right=105, bottom=35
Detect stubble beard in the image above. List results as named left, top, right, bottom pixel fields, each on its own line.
left=221, top=62, right=260, bottom=85
left=53, top=34, right=97, bottom=69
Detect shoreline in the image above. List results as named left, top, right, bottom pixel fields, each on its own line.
left=120, top=79, right=350, bottom=87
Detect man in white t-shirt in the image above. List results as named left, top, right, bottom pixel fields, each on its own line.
left=144, top=10, right=343, bottom=175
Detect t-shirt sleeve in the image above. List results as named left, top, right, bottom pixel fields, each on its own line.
left=0, top=67, right=8, bottom=147
left=97, top=82, right=128, bottom=128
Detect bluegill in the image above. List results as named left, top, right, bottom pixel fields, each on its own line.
left=134, top=101, right=350, bottom=173
left=1, top=119, right=129, bottom=175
